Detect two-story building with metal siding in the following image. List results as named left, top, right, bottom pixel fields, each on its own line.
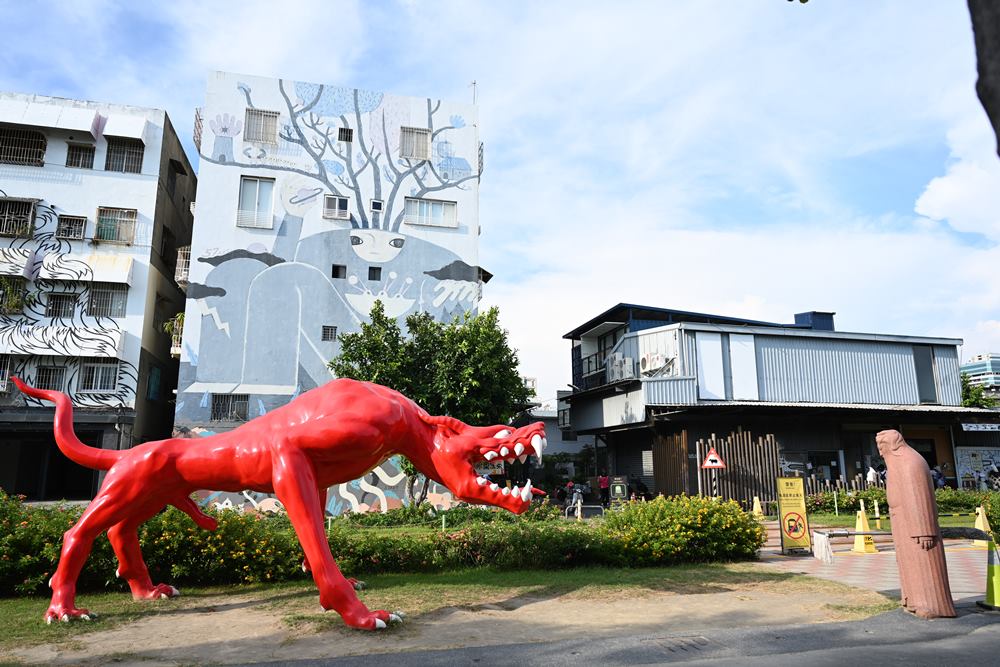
left=173, top=71, right=486, bottom=515
left=564, top=303, right=1000, bottom=502
left=0, top=91, right=195, bottom=500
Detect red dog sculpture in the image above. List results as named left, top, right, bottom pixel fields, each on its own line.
left=11, top=377, right=546, bottom=630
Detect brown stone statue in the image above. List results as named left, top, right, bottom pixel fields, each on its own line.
left=877, top=429, right=956, bottom=618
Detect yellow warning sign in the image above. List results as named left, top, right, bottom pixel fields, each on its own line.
left=776, top=477, right=812, bottom=554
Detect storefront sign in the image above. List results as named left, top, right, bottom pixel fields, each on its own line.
left=776, top=477, right=812, bottom=554
left=962, top=423, right=1000, bottom=432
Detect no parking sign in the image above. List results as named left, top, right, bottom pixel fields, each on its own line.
left=776, top=477, right=812, bottom=554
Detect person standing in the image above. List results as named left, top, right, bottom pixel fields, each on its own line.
left=598, top=471, right=610, bottom=507
left=877, top=430, right=956, bottom=619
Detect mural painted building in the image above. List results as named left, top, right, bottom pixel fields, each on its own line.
left=0, top=91, right=195, bottom=500
left=175, top=71, right=485, bottom=514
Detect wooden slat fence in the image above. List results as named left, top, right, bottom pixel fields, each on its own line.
left=694, top=431, right=782, bottom=508
left=652, top=431, right=689, bottom=496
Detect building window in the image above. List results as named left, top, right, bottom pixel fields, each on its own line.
left=56, top=215, right=87, bottom=240
left=79, top=358, right=118, bottom=393
left=0, top=355, right=9, bottom=393
left=0, top=198, right=36, bottom=238
left=323, top=194, right=350, bottom=220
left=211, top=393, right=250, bottom=422
left=0, top=276, right=26, bottom=315
left=45, top=293, right=76, bottom=318
left=237, top=176, right=274, bottom=228
left=371, top=199, right=384, bottom=214
left=95, top=207, right=136, bottom=244
left=331, top=264, right=347, bottom=279
left=146, top=365, right=162, bottom=401
left=338, top=127, right=353, bottom=143
left=400, top=127, right=431, bottom=160
left=35, top=366, right=66, bottom=391
left=403, top=197, right=458, bottom=228
left=0, top=127, right=46, bottom=166
left=244, top=109, right=280, bottom=144
left=368, top=266, right=382, bottom=281
left=914, top=345, right=938, bottom=404
left=65, top=144, right=95, bottom=169
left=104, top=137, right=144, bottom=173
left=322, top=325, right=337, bottom=341
left=87, top=282, right=128, bottom=318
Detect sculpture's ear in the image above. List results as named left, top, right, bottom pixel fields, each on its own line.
left=418, top=413, right=465, bottom=437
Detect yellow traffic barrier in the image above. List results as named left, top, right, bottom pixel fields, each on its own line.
left=975, top=506, right=993, bottom=548
left=852, top=508, right=878, bottom=554
left=976, top=538, right=1000, bottom=612
left=874, top=499, right=882, bottom=530
left=752, top=496, right=763, bottom=517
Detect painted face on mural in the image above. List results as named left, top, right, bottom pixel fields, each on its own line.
left=349, top=230, right=406, bottom=263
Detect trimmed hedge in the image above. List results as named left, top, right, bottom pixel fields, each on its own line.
left=0, top=490, right=765, bottom=597
left=335, top=499, right=563, bottom=528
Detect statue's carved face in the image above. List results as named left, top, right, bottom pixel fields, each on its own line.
left=876, top=429, right=905, bottom=457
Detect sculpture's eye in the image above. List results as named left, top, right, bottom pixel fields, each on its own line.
left=389, top=238, right=405, bottom=248
left=350, top=235, right=362, bottom=246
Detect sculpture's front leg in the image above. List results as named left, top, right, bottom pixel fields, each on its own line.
left=272, top=446, right=397, bottom=630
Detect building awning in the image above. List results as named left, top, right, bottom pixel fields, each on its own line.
left=0, top=99, right=100, bottom=138
left=0, top=247, right=35, bottom=278
left=38, top=253, right=133, bottom=285
left=0, top=324, right=123, bottom=357
left=103, top=115, right=149, bottom=144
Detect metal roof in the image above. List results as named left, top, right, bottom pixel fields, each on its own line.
left=563, top=303, right=794, bottom=340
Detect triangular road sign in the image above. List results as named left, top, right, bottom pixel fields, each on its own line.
left=701, top=446, right=726, bottom=469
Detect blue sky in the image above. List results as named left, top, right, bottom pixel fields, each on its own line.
left=2, top=0, right=998, bottom=404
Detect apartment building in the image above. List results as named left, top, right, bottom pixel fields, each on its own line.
left=0, top=92, right=195, bottom=500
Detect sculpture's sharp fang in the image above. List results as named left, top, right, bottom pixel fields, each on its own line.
left=514, top=443, right=525, bottom=456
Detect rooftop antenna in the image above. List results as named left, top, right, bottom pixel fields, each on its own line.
left=470, top=80, right=477, bottom=105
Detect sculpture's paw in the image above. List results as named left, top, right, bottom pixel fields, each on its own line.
left=44, top=605, right=92, bottom=624
left=342, top=609, right=404, bottom=631
left=347, top=577, right=366, bottom=591
left=135, top=584, right=181, bottom=601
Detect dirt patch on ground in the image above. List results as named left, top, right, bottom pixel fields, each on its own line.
left=3, top=568, right=892, bottom=666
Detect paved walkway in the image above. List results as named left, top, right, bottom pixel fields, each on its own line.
left=759, top=542, right=990, bottom=604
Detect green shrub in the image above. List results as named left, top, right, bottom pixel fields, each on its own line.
left=601, top=496, right=765, bottom=566
left=334, top=498, right=563, bottom=529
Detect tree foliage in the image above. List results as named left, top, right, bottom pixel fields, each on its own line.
left=961, top=372, right=999, bottom=408
left=329, top=302, right=532, bottom=502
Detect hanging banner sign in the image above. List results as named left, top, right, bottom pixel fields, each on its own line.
left=776, top=476, right=812, bottom=554
left=962, top=423, right=1000, bottom=432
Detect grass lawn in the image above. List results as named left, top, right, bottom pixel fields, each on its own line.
left=0, top=562, right=893, bottom=652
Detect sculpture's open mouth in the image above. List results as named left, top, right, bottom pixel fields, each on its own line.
left=447, top=423, right=547, bottom=513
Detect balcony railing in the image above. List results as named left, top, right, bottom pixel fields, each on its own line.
left=175, top=246, right=190, bottom=286
left=581, top=350, right=609, bottom=376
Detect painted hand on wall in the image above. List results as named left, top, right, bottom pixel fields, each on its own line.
left=432, top=279, right=478, bottom=308
left=209, top=113, right=243, bottom=163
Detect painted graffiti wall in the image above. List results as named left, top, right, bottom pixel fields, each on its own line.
left=175, top=71, right=484, bottom=513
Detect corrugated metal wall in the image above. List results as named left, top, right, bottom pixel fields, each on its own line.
left=756, top=336, right=923, bottom=404
left=935, top=346, right=962, bottom=405
left=644, top=377, right=698, bottom=404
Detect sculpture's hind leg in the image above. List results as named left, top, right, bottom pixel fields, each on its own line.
left=107, top=510, right=180, bottom=601
left=45, top=484, right=144, bottom=623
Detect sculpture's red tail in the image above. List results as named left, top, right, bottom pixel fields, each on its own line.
left=10, top=376, right=121, bottom=471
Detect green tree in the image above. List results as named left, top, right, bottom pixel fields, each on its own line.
left=329, top=302, right=532, bottom=503
left=961, top=372, right=999, bottom=409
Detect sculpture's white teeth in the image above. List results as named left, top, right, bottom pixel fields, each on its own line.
left=501, top=487, right=510, bottom=496
left=512, top=485, right=520, bottom=497
left=518, top=455, right=527, bottom=464
left=476, top=476, right=488, bottom=486
left=514, top=443, right=525, bottom=456
left=499, top=446, right=509, bottom=457
left=531, top=434, right=544, bottom=460
left=521, top=481, right=533, bottom=501
left=490, top=483, right=499, bottom=492
left=484, top=451, right=498, bottom=461
left=542, top=437, right=548, bottom=448
left=494, top=430, right=511, bottom=439
left=506, top=457, right=515, bottom=464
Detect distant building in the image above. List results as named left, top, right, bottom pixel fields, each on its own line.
left=961, top=353, right=1000, bottom=399
left=0, top=91, right=195, bottom=500
left=563, top=303, right=1000, bottom=501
